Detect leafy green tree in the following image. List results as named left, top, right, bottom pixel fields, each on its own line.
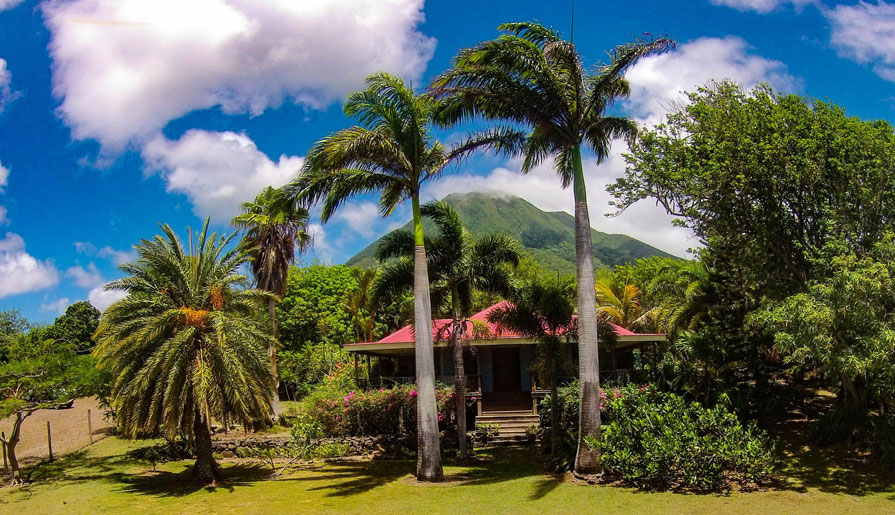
left=46, top=301, right=100, bottom=354
left=612, top=82, right=895, bottom=300
left=488, top=276, right=576, bottom=457
left=277, top=264, right=358, bottom=350
left=0, top=330, right=96, bottom=483
left=431, top=22, right=674, bottom=473
left=374, top=200, right=520, bottom=459
left=0, top=310, right=31, bottom=363
left=94, top=222, right=275, bottom=485
left=595, top=281, right=652, bottom=331
left=287, top=73, right=502, bottom=481
left=343, top=268, right=379, bottom=343
left=233, top=186, right=312, bottom=419
left=753, top=235, right=895, bottom=413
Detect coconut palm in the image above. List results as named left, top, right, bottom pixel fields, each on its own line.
left=232, top=186, right=311, bottom=419
left=487, top=276, right=576, bottom=458
left=285, top=73, right=507, bottom=481
left=374, top=200, right=520, bottom=460
left=595, top=281, right=653, bottom=331
left=93, top=221, right=275, bottom=485
left=431, top=22, right=674, bottom=473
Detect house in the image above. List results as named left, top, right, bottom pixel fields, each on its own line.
left=345, top=302, right=665, bottom=437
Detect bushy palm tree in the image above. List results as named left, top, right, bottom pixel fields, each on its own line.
left=431, top=22, right=674, bottom=473
left=285, top=73, right=505, bottom=481
left=93, top=222, right=275, bottom=485
left=487, top=276, right=576, bottom=457
left=374, top=200, right=520, bottom=459
left=232, top=186, right=311, bottom=419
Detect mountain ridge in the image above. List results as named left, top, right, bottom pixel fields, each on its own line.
left=345, top=191, right=675, bottom=275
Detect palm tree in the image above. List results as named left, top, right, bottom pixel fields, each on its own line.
left=344, top=268, right=379, bottom=342
left=595, top=281, right=653, bottom=331
left=93, top=222, right=275, bottom=485
left=374, top=200, right=520, bottom=460
left=232, top=186, right=312, bottom=419
left=431, top=22, right=674, bottom=473
left=487, top=276, right=576, bottom=458
left=285, top=73, right=506, bottom=481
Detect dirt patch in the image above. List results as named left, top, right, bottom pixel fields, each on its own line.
left=0, top=397, right=113, bottom=466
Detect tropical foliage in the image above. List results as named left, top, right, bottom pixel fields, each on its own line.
left=93, top=222, right=276, bottom=484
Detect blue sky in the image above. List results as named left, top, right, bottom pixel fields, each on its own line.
left=0, top=0, right=893, bottom=322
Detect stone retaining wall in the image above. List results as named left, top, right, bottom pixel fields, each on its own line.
left=211, top=435, right=418, bottom=458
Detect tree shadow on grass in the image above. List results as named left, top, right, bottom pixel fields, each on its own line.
left=284, top=459, right=413, bottom=497
left=112, top=464, right=271, bottom=498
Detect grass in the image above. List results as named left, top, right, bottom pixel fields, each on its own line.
left=1, top=436, right=893, bottom=514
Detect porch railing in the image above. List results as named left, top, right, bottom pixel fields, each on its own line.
left=362, top=374, right=482, bottom=392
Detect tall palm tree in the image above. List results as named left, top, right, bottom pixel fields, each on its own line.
left=487, top=276, right=576, bottom=458
left=374, top=200, right=520, bottom=460
left=286, top=73, right=505, bottom=481
left=431, top=22, right=674, bottom=473
left=93, top=222, right=275, bottom=485
left=232, top=186, right=312, bottom=420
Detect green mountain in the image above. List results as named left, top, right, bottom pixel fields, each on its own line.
left=345, top=191, right=675, bottom=275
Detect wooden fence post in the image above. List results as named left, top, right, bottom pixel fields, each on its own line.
left=88, top=409, right=93, bottom=444
left=2, top=431, right=7, bottom=474
left=47, top=421, right=53, bottom=462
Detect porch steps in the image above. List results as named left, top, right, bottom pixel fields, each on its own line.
left=475, top=410, right=540, bottom=443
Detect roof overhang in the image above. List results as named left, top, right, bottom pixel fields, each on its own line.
left=344, top=334, right=666, bottom=354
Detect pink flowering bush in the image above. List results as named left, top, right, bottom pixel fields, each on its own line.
left=304, top=381, right=456, bottom=437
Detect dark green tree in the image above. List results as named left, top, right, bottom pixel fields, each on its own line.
left=46, top=301, right=101, bottom=353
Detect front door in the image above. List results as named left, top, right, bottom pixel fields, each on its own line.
left=492, top=346, right=521, bottom=392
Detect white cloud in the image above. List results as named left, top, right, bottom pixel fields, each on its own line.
left=708, top=0, right=815, bottom=13
left=65, top=262, right=104, bottom=289
left=142, top=130, right=303, bottom=220
left=826, top=1, right=895, bottom=82
left=97, top=246, right=137, bottom=265
left=0, top=0, right=26, bottom=11
left=0, top=233, right=59, bottom=298
left=331, top=202, right=382, bottom=238
left=88, top=282, right=127, bottom=311
left=41, top=297, right=71, bottom=315
left=0, top=59, right=19, bottom=114
left=625, top=37, right=799, bottom=125
left=306, top=223, right=334, bottom=263
left=43, top=0, right=436, bottom=149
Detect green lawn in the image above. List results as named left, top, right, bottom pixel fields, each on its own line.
left=1, top=437, right=893, bottom=514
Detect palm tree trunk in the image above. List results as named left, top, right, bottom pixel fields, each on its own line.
left=550, top=378, right=560, bottom=458
left=570, top=145, right=602, bottom=475
left=269, top=298, right=281, bottom=421
left=193, top=406, right=222, bottom=485
left=451, top=288, right=467, bottom=461
left=412, top=196, right=444, bottom=481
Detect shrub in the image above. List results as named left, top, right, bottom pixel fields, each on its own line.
left=301, top=376, right=456, bottom=437
left=600, top=386, right=776, bottom=491
left=477, top=423, right=500, bottom=444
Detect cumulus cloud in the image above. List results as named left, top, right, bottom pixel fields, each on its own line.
left=0, top=59, right=20, bottom=114
left=88, top=283, right=127, bottom=311
left=142, top=130, right=303, bottom=220
left=74, top=241, right=137, bottom=265
left=331, top=202, right=382, bottom=239
left=826, top=1, right=895, bottom=82
left=43, top=0, right=436, bottom=149
left=625, top=36, right=799, bottom=125
left=0, top=233, right=59, bottom=298
left=65, top=262, right=104, bottom=289
left=41, top=297, right=71, bottom=315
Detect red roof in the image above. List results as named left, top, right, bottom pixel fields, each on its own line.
left=347, top=301, right=662, bottom=346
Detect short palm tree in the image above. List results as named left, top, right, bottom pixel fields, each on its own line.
left=595, top=281, right=652, bottom=331
left=232, top=186, right=311, bottom=419
left=487, top=275, right=576, bottom=458
left=374, top=200, right=520, bottom=460
left=93, top=222, right=275, bottom=485
left=344, top=268, right=379, bottom=343
left=431, top=22, right=674, bottom=473
left=285, top=73, right=505, bottom=481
